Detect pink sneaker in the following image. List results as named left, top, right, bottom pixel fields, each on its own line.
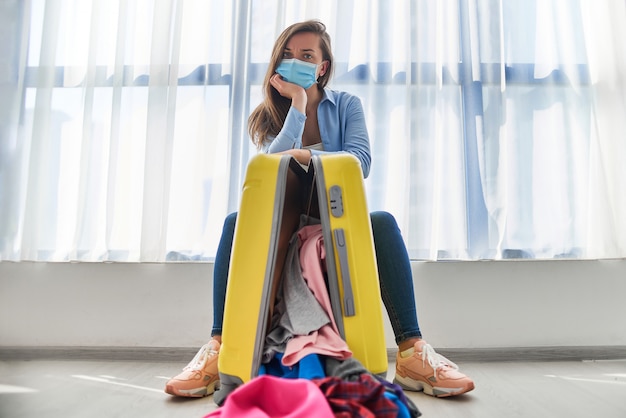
left=165, top=339, right=220, bottom=397
left=394, top=340, right=474, bottom=397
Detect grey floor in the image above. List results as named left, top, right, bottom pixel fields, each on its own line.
left=1, top=357, right=626, bottom=418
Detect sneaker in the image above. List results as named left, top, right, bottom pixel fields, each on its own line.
left=164, top=339, right=220, bottom=397
left=394, top=340, right=474, bottom=397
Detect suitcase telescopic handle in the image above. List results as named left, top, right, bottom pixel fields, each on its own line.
left=329, top=185, right=356, bottom=316
left=334, top=228, right=356, bottom=317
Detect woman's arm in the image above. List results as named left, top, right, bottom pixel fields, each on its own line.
left=320, top=94, right=371, bottom=178
left=307, top=94, right=371, bottom=178
left=261, top=106, right=307, bottom=153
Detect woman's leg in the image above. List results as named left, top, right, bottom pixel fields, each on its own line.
left=370, top=211, right=422, bottom=346
left=371, top=211, right=475, bottom=397
left=165, top=212, right=237, bottom=397
left=211, top=212, right=238, bottom=337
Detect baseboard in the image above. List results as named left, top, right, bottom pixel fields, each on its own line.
left=417, top=346, right=626, bottom=362
left=1, top=346, right=625, bottom=363
left=0, top=346, right=200, bottom=362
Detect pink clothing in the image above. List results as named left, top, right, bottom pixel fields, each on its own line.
left=281, top=224, right=352, bottom=366
left=204, top=375, right=334, bottom=418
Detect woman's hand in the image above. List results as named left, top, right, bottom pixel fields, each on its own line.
left=278, top=148, right=312, bottom=165
left=270, top=74, right=307, bottom=114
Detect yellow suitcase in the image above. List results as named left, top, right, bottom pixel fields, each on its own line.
left=216, top=153, right=386, bottom=403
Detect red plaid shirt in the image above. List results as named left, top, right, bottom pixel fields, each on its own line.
left=313, top=374, right=399, bottom=418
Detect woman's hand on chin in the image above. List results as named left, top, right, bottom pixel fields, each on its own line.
left=270, top=74, right=307, bottom=113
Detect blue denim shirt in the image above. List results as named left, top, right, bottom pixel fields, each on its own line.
left=261, top=89, right=372, bottom=178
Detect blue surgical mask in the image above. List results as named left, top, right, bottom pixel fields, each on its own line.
left=275, top=58, right=319, bottom=89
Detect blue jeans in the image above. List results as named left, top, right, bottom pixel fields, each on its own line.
left=211, top=211, right=422, bottom=345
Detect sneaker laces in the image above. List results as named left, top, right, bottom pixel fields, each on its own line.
left=420, top=343, right=459, bottom=375
left=184, top=343, right=219, bottom=372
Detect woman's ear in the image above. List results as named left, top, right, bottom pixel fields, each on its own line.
left=319, top=60, right=329, bottom=77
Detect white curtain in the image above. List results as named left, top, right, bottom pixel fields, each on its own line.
left=1, top=0, right=625, bottom=262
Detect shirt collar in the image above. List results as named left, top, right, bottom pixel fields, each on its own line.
left=320, top=88, right=337, bottom=107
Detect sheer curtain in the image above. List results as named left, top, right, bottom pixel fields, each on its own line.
left=1, top=0, right=625, bottom=262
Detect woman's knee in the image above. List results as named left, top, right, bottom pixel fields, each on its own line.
left=370, top=210, right=398, bottom=231
left=223, top=212, right=238, bottom=231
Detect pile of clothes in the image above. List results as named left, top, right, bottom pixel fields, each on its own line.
left=206, top=373, right=419, bottom=417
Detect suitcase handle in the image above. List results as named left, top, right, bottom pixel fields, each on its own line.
left=334, top=228, right=356, bottom=317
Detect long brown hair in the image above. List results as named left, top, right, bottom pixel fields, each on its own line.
left=248, top=20, right=334, bottom=148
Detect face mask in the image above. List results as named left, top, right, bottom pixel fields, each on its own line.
left=275, top=58, right=319, bottom=89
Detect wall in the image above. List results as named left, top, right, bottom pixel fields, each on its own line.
left=1, top=259, right=625, bottom=350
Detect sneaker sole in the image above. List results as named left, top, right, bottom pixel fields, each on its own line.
left=164, top=380, right=219, bottom=398
left=393, top=375, right=474, bottom=398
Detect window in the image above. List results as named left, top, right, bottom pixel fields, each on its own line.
left=1, top=0, right=625, bottom=262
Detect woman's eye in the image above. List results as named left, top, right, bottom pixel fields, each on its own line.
left=304, top=54, right=312, bottom=59
left=282, top=52, right=291, bottom=58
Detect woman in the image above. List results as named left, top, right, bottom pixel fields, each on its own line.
left=165, top=20, right=474, bottom=399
